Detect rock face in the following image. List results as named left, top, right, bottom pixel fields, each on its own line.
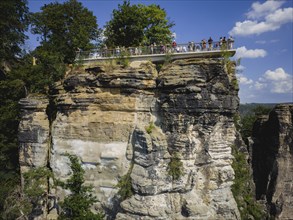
left=252, top=104, right=293, bottom=219
left=19, top=95, right=50, bottom=173
left=18, top=59, right=241, bottom=219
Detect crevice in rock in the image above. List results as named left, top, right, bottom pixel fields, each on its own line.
left=45, top=94, right=58, bottom=215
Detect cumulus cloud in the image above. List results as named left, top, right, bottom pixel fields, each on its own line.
left=264, top=67, right=290, bottom=81
left=237, top=73, right=253, bottom=85
left=254, top=81, right=267, bottom=90
left=255, top=68, right=293, bottom=93
left=235, top=46, right=267, bottom=59
left=229, top=1, right=293, bottom=36
left=246, top=1, right=285, bottom=19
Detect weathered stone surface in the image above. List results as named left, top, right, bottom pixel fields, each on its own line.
left=19, top=59, right=241, bottom=219
left=18, top=95, right=50, bottom=169
left=252, top=104, right=293, bottom=219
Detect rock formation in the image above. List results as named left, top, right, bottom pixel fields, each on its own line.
left=252, top=104, right=293, bottom=219
left=19, top=58, right=241, bottom=219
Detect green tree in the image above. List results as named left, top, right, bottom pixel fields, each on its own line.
left=0, top=0, right=29, bottom=67
left=10, top=49, right=65, bottom=94
left=58, top=155, right=104, bottom=220
left=0, top=1, right=28, bottom=217
left=104, top=0, right=174, bottom=48
left=30, top=0, right=100, bottom=64
left=23, top=167, right=53, bottom=218
left=0, top=78, right=25, bottom=218
left=231, top=145, right=264, bottom=219
left=240, top=105, right=272, bottom=143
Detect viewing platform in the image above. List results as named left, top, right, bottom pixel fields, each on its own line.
left=75, top=41, right=236, bottom=64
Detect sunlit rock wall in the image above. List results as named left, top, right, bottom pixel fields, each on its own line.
left=19, top=59, right=241, bottom=219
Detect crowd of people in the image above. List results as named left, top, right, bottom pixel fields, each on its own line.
left=79, top=36, right=235, bottom=59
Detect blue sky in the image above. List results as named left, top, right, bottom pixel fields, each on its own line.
left=27, top=0, right=293, bottom=104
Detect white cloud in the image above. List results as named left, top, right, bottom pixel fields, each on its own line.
left=246, top=1, right=285, bottom=19
left=255, top=40, right=266, bottom=44
left=235, top=46, right=267, bottom=59
left=264, top=67, right=290, bottom=81
left=236, top=65, right=246, bottom=71
left=271, top=80, right=293, bottom=93
left=255, top=39, right=279, bottom=44
left=255, top=68, right=293, bottom=93
left=229, top=1, right=293, bottom=36
left=237, top=73, right=253, bottom=85
left=266, top=7, right=293, bottom=24
left=254, top=81, right=267, bottom=90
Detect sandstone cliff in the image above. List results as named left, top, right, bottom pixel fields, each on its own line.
left=18, top=58, right=241, bottom=219
left=252, top=104, right=293, bottom=219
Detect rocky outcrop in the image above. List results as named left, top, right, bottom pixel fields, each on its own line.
left=252, top=104, right=293, bottom=219
left=18, top=59, right=241, bottom=219
left=19, top=95, right=50, bottom=173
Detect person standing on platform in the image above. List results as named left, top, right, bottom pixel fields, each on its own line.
left=208, top=37, right=213, bottom=51
left=201, top=39, right=207, bottom=50
left=228, top=36, right=234, bottom=49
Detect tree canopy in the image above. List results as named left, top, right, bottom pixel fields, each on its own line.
left=104, top=0, right=174, bottom=48
left=0, top=0, right=29, bottom=68
left=0, top=0, right=28, bottom=217
left=30, top=0, right=100, bottom=63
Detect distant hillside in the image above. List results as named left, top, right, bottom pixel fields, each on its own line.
left=239, top=103, right=277, bottom=116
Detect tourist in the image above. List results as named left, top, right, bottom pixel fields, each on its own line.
left=153, top=42, right=157, bottom=54
left=219, top=37, right=223, bottom=49
left=187, top=42, right=191, bottom=51
left=172, top=40, right=177, bottom=52
left=116, top=46, right=120, bottom=56
left=150, top=44, right=154, bottom=54
left=192, top=41, right=195, bottom=51
left=201, top=39, right=207, bottom=50
left=160, top=42, right=165, bottom=54
left=222, top=37, right=227, bottom=49
left=196, top=44, right=201, bottom=51
left=228, top=36, right=234, bottom=49
left=182, top=45, right=187, bottom=52
left=135, top=47, right=138, bottom=55
left=208, top=37, right=213, bottom=51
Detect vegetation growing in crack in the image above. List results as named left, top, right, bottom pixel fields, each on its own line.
left=231, top=145, right=265, bottom=219
left=221, top=48, right=240, bottom=90
left=116, top=163, right=134, bottom=200
left=167, top=152, right=183, bottom=180
left=145, top=121, right=155, bottom=134
left=58, top=154, right=104, bottom=220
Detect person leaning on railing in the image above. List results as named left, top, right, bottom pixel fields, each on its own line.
left=228, top=36, right=234, bottom=49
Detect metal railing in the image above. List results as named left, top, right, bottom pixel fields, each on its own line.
left=75, top=40, right=235, bottom=61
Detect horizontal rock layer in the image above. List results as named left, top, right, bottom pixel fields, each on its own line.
left=19, top=59, right=240, bottom=219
